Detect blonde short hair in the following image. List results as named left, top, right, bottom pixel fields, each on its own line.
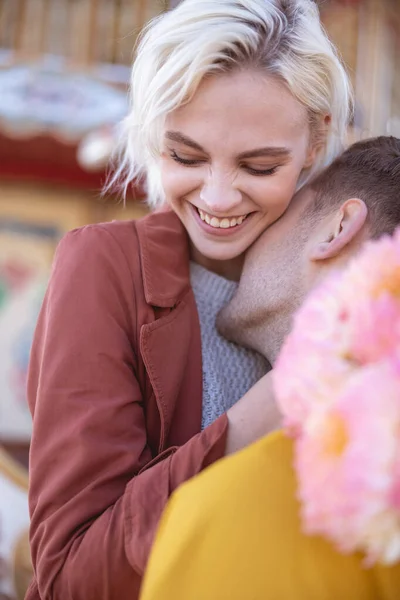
left=110, top=0, right=353, bottom=209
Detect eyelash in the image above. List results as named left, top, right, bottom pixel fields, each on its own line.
left=245, top=166, right=278, bottom=177
left=170, top=150, right=201, bottom=166
left=169, top=150, right=278, bottom=177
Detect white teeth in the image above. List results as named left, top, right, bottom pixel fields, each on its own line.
left=210, top=217, right=220, bottom=227
left=197, top=208, right=248, bottom=229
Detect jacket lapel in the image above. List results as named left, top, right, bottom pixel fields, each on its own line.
left=136, top=210, right=202, bottom=451
left=137, top=209, right=191, bottom=307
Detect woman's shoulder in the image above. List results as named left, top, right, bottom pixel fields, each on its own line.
left=53, top=220, right=140, bottom=285
left=53, top=210, right=190, bottom=304
left=59, top=209, right=185, bottom=264
left=61, top=217, right=138, bottom=254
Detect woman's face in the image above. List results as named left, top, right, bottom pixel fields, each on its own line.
left=161, top=70, right=316, bottom=275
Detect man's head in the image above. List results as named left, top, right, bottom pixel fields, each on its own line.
left=219, top=136, right=400, bottom=363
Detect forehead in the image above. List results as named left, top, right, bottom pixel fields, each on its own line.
left=165, top=70, right=310, bottom=150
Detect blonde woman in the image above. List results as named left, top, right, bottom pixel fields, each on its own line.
left=27, top=2, right=351, bottom=599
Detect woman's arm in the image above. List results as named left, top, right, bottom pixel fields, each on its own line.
left=27, top=226, right=227, bottom=600
left=225, top=371, right=281, bottom=454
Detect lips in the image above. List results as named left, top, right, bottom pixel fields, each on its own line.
left=197, top=208, right=248, bottom=229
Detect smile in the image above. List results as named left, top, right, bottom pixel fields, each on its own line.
left=197, top=208, right=248, bottom=229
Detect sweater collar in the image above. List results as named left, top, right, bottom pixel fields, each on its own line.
left=136, top=208, right=191, bottom=308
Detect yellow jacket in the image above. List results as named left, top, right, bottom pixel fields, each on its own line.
left=140, top=432, right=400, bottom=600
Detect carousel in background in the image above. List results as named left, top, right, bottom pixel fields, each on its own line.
left=0, top=0, right=168, bottom=187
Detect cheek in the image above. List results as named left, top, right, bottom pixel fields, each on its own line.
left=160, top=159, right=201, bottom=204
left=251, top=169, right=301, bottom=215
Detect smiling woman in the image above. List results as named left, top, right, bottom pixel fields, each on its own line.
left=161, top=70, right=315, bottom=274
left=26, top=2, right=352, bottom=600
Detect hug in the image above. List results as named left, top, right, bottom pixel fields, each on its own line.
left=25, top=1, right=400, bottom=599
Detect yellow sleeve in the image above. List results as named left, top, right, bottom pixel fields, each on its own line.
left=140, top=432, right=400, bottom=600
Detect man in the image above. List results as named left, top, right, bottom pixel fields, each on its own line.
left=140, top=137, right=400, bottom=600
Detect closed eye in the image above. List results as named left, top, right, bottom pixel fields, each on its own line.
left=243, top=165, right=278, bottom=176
left=170, top=150, right=206, bottom=166
left=170, top=149, right=279, bottom=176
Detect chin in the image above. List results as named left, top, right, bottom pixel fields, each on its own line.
left=191, top=231, right=251, bottom=261
left=198, top=246, right=244, bottom=263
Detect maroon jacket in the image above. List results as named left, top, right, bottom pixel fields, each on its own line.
left=26, top=210, right=228, bottom=600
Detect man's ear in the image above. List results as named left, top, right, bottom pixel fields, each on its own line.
left=310, top=198, right=368, bottom=261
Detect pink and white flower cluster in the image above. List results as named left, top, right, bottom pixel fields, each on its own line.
left=273, top=228, right=400, bottom=566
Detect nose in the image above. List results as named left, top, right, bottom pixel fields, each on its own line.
left=200, top=170, right=242, bottom=214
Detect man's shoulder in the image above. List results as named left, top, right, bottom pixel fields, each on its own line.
left=173, top=432, right=295, bottom=517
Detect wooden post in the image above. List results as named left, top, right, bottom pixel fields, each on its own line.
left=354, top=0, right=394, bottom=137
left=135, top=0, right=147, bottom=31
left=13, top=0, right=27, bottom=55
left=110, top=0, right=122, bottom=63
left=38, top=0, right=51, bottom=56
left=87, top=0, right=99, bottom=65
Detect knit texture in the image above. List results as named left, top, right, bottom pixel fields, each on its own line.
left=190, top=262, right=269, bottom=430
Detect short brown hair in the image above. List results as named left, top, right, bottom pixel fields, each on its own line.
left=306, top=136, right=400, bottom=237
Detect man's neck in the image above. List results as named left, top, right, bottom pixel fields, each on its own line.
left=218, top=308, right=289, bottom=366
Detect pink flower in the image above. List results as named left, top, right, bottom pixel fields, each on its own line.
left=273, top=227, right=400, bottom=565
left=273, top=274, right=356, bottom=434
left=347, top=294, right=400, bottom=364
left=295, top=362, right=400, bottom=565
left=340, top=229, right=400, bottom=303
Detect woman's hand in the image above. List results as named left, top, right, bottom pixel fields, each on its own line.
left=225, top=371, right=281, bottom=455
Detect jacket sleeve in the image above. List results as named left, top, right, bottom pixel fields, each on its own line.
left=27, top=225, right=228, bottom=600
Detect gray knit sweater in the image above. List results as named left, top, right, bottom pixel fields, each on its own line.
left=190, top=262, right=269, bottom=430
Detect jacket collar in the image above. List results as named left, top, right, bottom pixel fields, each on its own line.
left=136, top=208, right=192, bottom=308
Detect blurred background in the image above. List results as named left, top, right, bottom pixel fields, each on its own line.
left=0, top=0, right=399, bottom=598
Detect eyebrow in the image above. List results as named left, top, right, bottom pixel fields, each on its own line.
left=165, top=131, right=205, bottom=152
left=238, top=147, right=291, bottom=160
left=165, top=130, right=291, bottom=160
